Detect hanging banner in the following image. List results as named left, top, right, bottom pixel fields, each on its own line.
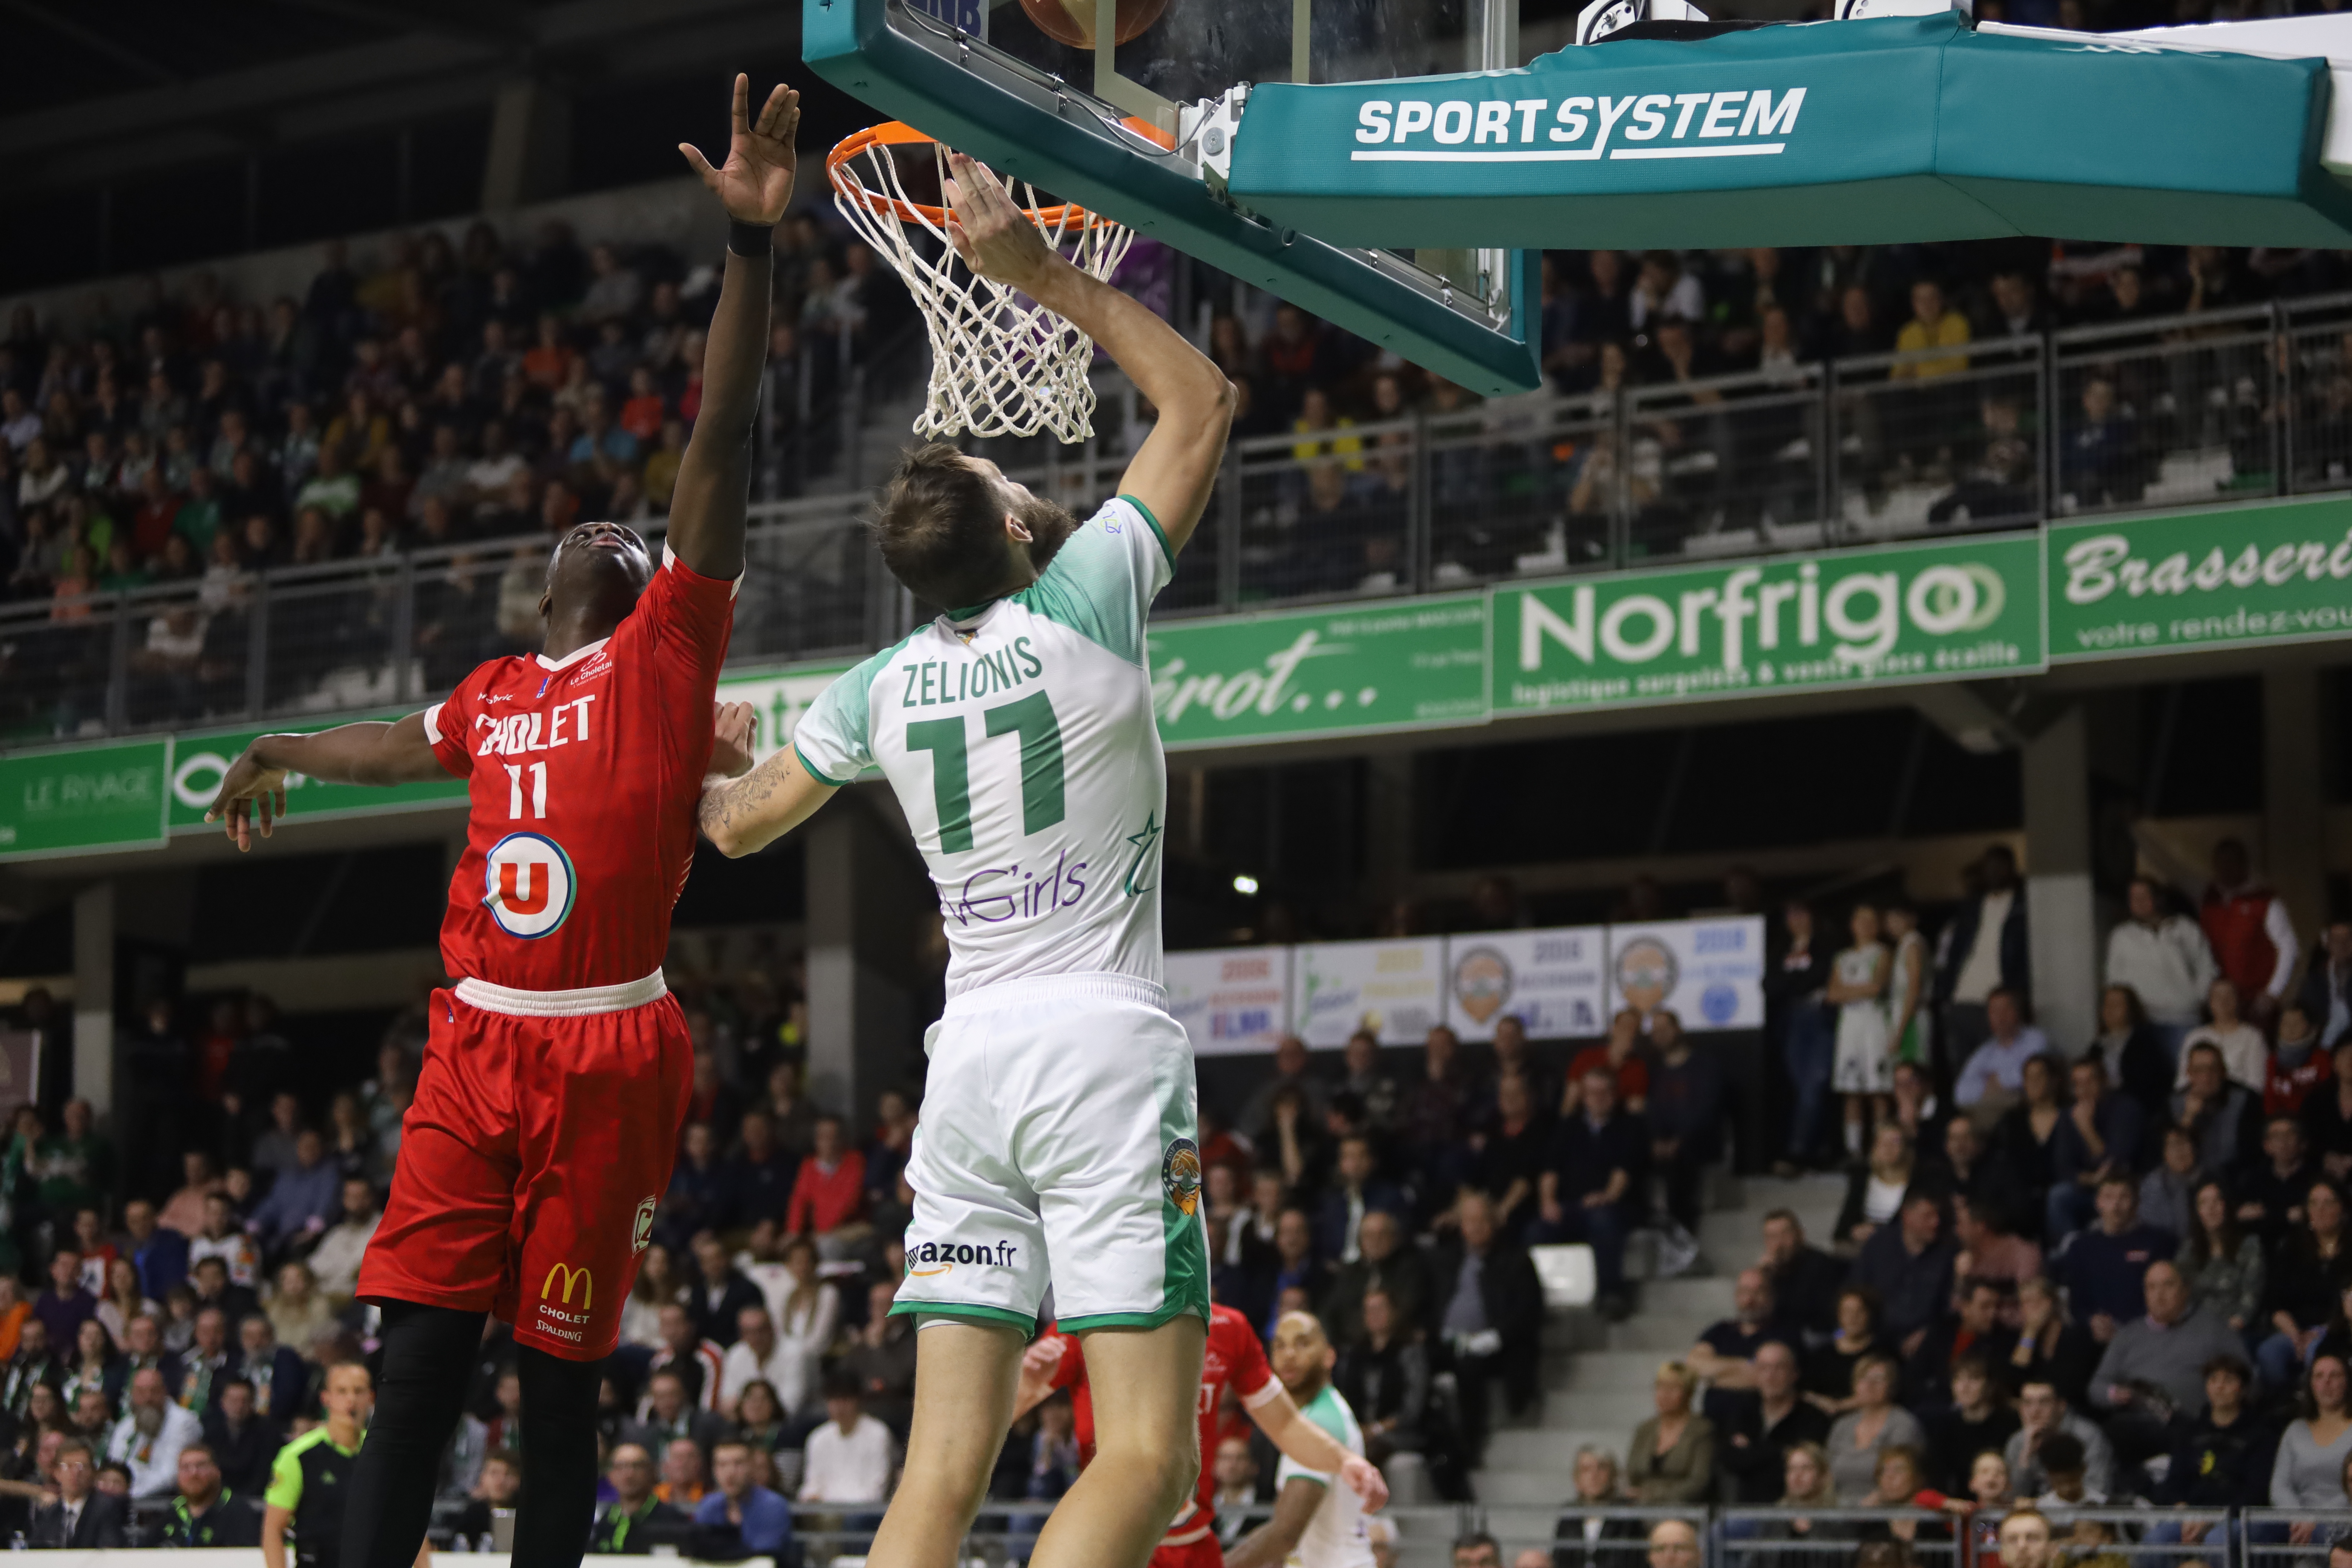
left=1606, top=916, right=1768, bottom=1029
left=2048, top=495, right=2352, bottom=661
left=0, top=740, right=170, bottom=858
left=1444, top=926, right=1611, bottom=1041
left=1290, top=938, right=1447, bottom=1047
left=1494, top=533, right=2044, bottom=714
left=1166, top=946, right=1292, bottom=1058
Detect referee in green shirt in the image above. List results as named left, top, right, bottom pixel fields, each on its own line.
left=264, top=1363, right=393, bottom=1568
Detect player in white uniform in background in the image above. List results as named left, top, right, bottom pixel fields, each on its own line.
left=694, top=150, right=1236, bottom=1568
left=1228, top=1313, right=1376, bottom=1568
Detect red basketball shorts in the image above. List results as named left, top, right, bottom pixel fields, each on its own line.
left=357, top=975, right=693, bottom=1360
left=1153, top=1522, right=1226, bottom=1568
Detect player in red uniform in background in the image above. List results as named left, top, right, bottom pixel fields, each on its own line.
left=200, top=72, right=798, bottom=1568
left=1015, top=1303, right=1388, bottom=1568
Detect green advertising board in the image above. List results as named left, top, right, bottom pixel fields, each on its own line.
left=0, top=739, right=170, bottom=858
left=25, top=496, right=2352, bottom=861
left=1493, top=533, right=2045, bottom=715
left=2048, top=495, right=2352, bottom=662
left=1147, top=594, right=1490, bottom=749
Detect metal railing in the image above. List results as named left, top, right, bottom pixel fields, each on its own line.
left=9, top=292, right=2352, bottom=744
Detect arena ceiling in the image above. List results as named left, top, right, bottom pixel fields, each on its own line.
left=0, top=0, right=802, bottom=200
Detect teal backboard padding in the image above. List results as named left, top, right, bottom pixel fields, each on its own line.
left=1225, top=14, right=2352, bottom=248
left=801, top=0, right=1544, bottom=395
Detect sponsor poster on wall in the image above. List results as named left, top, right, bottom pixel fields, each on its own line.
left=1166, top=946, right=1292, bottom=1058
left=1290, top=938, right=1446, bottom=1047
left=1605, top=917, right=1767, bottom=1030
left=0, top=739, right=170, bottom=857
left=1443, top=926, right=1609, bottom=1041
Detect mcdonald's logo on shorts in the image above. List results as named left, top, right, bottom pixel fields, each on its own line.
left=537, top=1263, right=594, bottom=1343
left=544, top=1262, right=592, bottom=1308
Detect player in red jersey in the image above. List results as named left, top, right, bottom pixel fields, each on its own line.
left=199, top=72, right=797, bottom=1568
left=1015, top=1303, right=1388, bottom=1568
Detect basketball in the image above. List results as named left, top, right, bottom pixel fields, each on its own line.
left=1017, top=0, right=1168, bottom=48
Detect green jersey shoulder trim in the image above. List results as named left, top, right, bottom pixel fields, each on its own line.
left=1119, top=494, right=1176, bottom=571
left=798, top=630, right=920, bottom=782
left=1299, top=1384, right=1354, bottom=1447
left=1013, top=498, right=1155, bottom=666
left=792, top=739, right=847, bottom=789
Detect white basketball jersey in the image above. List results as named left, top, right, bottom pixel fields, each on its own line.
left=793, top=496, right=1175, bottom=998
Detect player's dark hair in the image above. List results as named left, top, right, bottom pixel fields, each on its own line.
left=871, top=441, right=1075, bottom=611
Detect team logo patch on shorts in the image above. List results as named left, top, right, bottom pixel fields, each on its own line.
left=1162, top=1138, right=1202, bottom=1216
left=483, top=831, right=577, bottom=939
left=632, top=1196, right=657, bottom=1254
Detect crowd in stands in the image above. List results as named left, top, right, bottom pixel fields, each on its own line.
left=0, top=211, right=917, bottom=635
left=6, top=189, right=2351, bottom=649
left=8, top=828, right=2352, bottom=1551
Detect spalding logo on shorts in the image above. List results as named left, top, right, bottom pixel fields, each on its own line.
left=484, top=831, right=577, bottom=939
left=1162, top=1137, right=1202, bottom=1216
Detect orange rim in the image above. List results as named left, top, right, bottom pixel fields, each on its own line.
left=827, top=120, right=1164, bottom=230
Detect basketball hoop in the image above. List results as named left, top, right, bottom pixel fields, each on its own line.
left=828, top=122, right=1136, bottom=443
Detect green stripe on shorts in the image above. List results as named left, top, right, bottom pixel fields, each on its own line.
left=1154, top=1038, right=1213, bottom=1326
left=892, top=1299, right=1037, bottom=1334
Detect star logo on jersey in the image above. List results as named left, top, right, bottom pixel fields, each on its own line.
left=1122, top=812, right=1162, bottom=897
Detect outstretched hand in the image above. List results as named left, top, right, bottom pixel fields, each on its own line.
left=943, top=151, right=1060, bottom=294
left=680, top=74, right=800, bottom=225
left=204, top=746, right=290, bottom=852
left=1337, top=1454, right=1390, bottom=1511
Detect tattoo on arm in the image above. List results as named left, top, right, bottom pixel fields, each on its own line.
left=697, top=745, right=810, bottom=851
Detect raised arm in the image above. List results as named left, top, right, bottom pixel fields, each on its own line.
left=943, top=152, right=1234, bottom=552
left=667, top=74, right=799, bottom=582
left=203, top=713, right=446, bottom=851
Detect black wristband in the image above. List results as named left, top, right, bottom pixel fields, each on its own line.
left=727, top=220, right=776, bottom=258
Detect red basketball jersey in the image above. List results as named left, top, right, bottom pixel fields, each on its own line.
left=423, top=549, right=734, bottom=990
left=1047, top=1302, right=1280, bottom=1531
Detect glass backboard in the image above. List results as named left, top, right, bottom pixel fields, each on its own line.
left=806, top=0, right=1547, bottom=394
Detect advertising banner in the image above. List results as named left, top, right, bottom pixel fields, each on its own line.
left=1165, top=946, right=1292, bottom=1058
left=2048, top=495, right=2352, bottom=661
left=1442, top=926, right=1610, bottom=1041
left=1147, top=595, right=1488, bottom=750
left=1495, top=533, right=2044, bottom=715
left=1290, top=938, right=1447, bottom=1047
left=0, top=740, right=170, bottom=857
left=1605, top=916, right=1769, bottom=1030
left=1225, top=13, right=2346, bottom=253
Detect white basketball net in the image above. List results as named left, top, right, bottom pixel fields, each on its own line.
left=830, top=129, right=1134, bottom=444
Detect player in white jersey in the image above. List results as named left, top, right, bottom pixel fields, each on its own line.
left=694, top=151, right=1234, bottom=1568
left=1228, top=1313, right=1377, bottom=1568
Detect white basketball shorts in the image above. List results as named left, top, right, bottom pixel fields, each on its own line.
left=890, top=972, right=1211, bottom=1334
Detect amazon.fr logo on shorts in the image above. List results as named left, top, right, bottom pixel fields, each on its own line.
left=908, top=1237, right=1018, bottom=1276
